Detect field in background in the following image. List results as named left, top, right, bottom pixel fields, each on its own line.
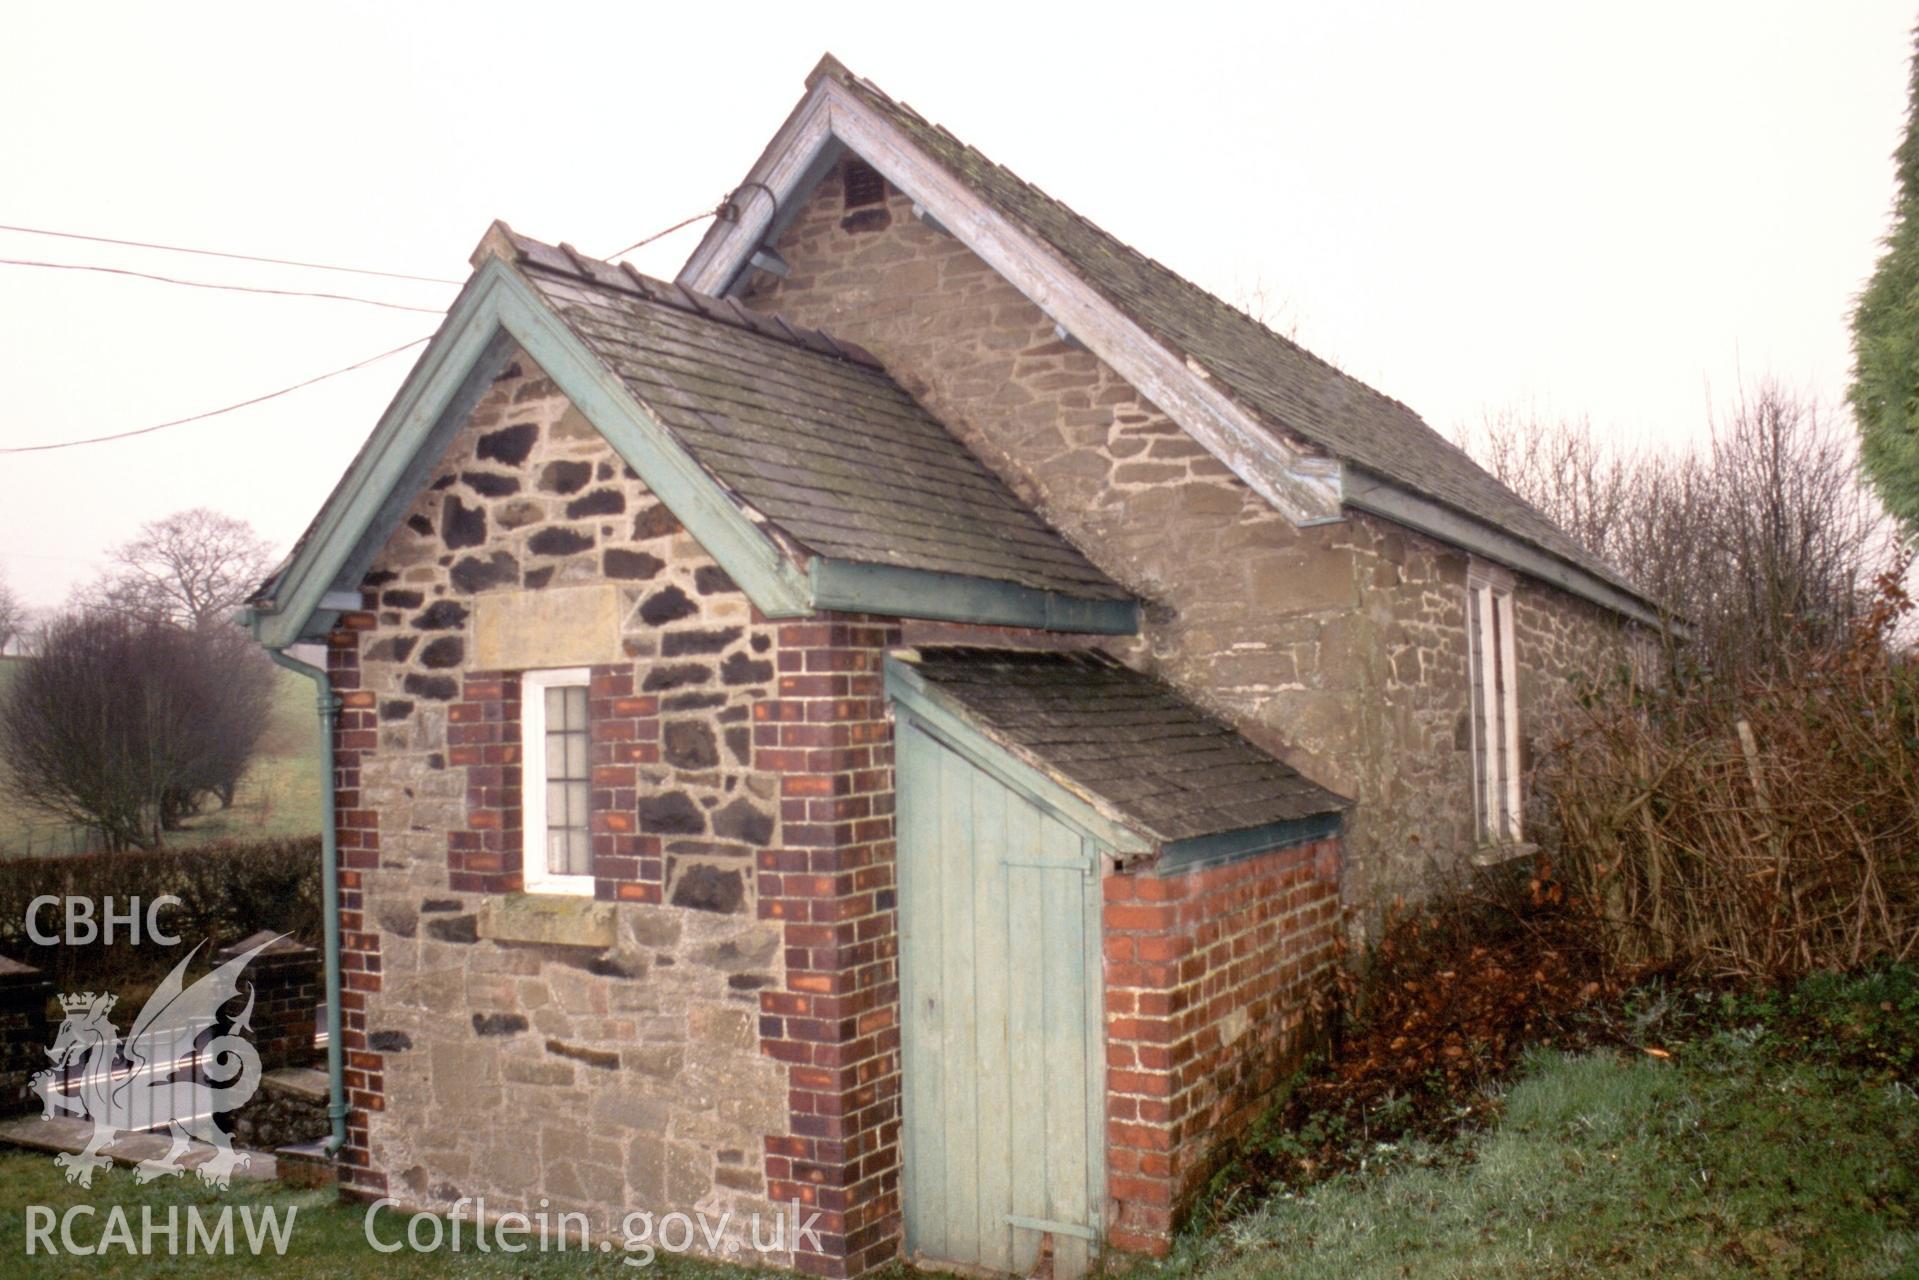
left=0, top=658, right=323, bottom=857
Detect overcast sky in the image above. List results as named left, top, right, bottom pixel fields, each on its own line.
left=1, top=2, right=1911, bottom=609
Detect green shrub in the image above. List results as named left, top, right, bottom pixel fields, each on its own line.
left=0, top=837, right=320, bottom=991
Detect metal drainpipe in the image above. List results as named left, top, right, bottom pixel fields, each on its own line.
left=263, top=644, right=349, bottom=1158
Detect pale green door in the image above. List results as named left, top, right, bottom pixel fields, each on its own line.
left=896, top=713, right=1106, bottom=1280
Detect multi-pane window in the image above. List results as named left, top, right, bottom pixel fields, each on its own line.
left=521, top=668, right=593, bottom=895
left=1466, top=562, right=1522, bottom=844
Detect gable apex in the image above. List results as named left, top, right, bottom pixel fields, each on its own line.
left=805, top=52, right=854, bottom=91
left=469, top=219, right=521, bottom=269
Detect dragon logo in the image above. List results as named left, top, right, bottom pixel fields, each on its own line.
left=29, top=935, right=281, bottom=1189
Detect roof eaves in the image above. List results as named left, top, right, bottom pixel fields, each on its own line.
left=1340, top=468, right=1670, bottom=630
left=810, top=558, right=1137, bottom=635
left=1156, top=812, right=1344, bottom=876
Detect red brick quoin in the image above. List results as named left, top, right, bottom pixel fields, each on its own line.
left=328, top=612, right=386, bottom=1200
left=1102, top=837, right=1342, bottom=1255
left=754, top=615, right=903, bottom=1279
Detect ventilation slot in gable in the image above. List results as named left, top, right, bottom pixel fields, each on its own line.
left=843, top=160, right=887, bottom=209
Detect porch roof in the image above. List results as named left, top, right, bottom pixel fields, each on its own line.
left=890, top=647, right=1348, bottom=859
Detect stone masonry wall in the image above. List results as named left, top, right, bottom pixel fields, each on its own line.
left=328, top=353, right=797, bottom=1256
left=1101, top=837, right=1341, bottom=1254
left=742, top=158, right=1643, bottom=912
left=1511, top=575, right=1651, bottom=794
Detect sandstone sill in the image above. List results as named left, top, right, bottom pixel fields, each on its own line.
left=477, top=894, right=618, bottom=948
left=1468, top=840, right=1540, bottom=869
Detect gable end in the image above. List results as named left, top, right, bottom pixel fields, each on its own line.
left=679, top=68, right=1345, bottom=528
left=682, top=56, right=1665, bottom=630
left=250, top=255, right=817, bottom=648
left=250, top=237, right=1138, bottom=649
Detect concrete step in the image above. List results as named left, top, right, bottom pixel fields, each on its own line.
left=0, top=1115, right=279, bottom=1183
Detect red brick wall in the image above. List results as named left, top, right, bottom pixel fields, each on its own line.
left=446, top=669, right=522, bottom=894
left=218, top=939, right=322, bottom=1072
left=755, top=614, right=904, bottom=1278
left=328, top=612, right=386, bottom=1200
left=1102, top=836, right=1342, bottom=1254
left=586, top=665, right=665, bottom=901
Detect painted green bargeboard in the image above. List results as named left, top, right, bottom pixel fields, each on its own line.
left=896, top=713, right=1107, bottom=1280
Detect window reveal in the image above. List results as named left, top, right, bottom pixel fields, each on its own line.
left=521, top=668, right=594, bottom=894
left=1466, top=564, right=1522, bottom=843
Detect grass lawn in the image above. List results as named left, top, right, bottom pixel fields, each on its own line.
left=1131, top=967, right=1919, bottom=1280
left=0, top=973, right=1910, bottom=1277
left=0, top=661, right=323, bottom=857
left=0, top=1155, right=770, bottom=1278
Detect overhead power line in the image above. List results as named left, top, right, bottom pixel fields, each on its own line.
left=0, top=257, right=447, bottom=313
left=2, top=206, right=725, bottom=458
left=0, top=222, right=462, bottom=285
left=605, top=208, right=721, bottom=261
left=602, top=184, right=781, bottom=262
left=0, top=338, right=429, bottom=455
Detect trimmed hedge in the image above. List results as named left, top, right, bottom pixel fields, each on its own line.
left=0, top=837, right=321, bottom=991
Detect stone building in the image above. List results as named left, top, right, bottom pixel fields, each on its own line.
left=246, top=55, right=1659, bottom=1280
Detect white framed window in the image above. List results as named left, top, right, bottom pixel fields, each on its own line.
left=1466, top=562, right=1523, bottom=844
left=521, top=667, right=595, bottom=896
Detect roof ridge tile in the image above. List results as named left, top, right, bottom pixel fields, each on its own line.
left=512, top=227, right=893, bottom=374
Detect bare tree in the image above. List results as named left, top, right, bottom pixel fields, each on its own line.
left=1461, top=381, right=1898, bottom=680
left=159, top=622, right=275, bottom=819
left=0, top=573, right=24, bottom=653
left=1468, top=409, right=1633, bottom=560
left=0, top=612, right=276, bottom=849
left=79, top=508, right=276, bottom=630
left=1692, top=384, right=1892, bottom=671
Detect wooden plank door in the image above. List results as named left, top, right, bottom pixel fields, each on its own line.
left=896, top=715, right=1106, bottom=1279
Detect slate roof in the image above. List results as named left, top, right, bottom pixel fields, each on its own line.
left=808, top=56, right=1645, bottom=605
left=900, top=647, right=1348, bottom=846
left=499, top=230, right=1128, bottom=602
